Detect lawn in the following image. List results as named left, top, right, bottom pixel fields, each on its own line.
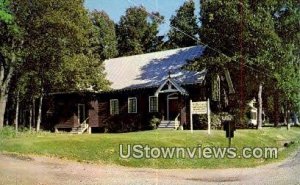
left=0, top=127, right=300, bottom=169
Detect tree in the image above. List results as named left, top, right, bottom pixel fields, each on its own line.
left=273, top=0, right=300, bottom=125
left=11, top=0, right=110, bottom=131
left=0, top=0, right=21, bottom=127
left=193, top=0, right=298, bottom=127
left=90, top=10, right=118, bottom=60
left=167, top=0, right=198, bottom=48
left=116, top=6, right=164, bottom=56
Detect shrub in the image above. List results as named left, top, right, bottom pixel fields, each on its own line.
left=193, top=114, right=207, bottom=129
left=192, top=113, right=233, bottom=130
left=210, top=114, right=222, bottom=130
left=0, top=126, right=16, bottom=138
left=0, top=126, right=52, bottom=138
left=18, top=126, right=29, bottom=132
left=149, top=116, right=160, bottom=130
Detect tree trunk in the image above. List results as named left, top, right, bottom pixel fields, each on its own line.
left=0, top=52, right=14, bottom=128
left=29, top=105, right=32, bottom=131
left=22, top=108, right=25, bottom=127
left=283, top=101, right=288, bottom=130
left=273, top=91, right=280, bottom=127
left=0, top=56, right=5, bottom=128
left=32, top=99, right=35, bottom=129
left=15, top=93, right=19, bottom=132
left=0, top=94, right=6, bottom=128
left=286, top=102, right=291, bottom=130
left=36, top=94, right=43, bottom=132
left=0, top=70, right=8, bottom=128
left=257, top=84, right=263, bottom=129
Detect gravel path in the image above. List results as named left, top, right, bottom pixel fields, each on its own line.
left=0, top=152, right=300, bottom=185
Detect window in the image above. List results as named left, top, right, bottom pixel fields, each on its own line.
left=251, top=111, right=257, bottom=120
left=149, top=96, right=158, bottom=112
left=128, top=97, right=137, bottom=113
left=110, top=99, right=119, bottom=115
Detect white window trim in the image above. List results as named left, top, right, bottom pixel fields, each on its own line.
left=128, top=97, right=137, bottom=113
left=149, top=96, right=158, bottom=113
left=110, top=99, right=119, bottom=115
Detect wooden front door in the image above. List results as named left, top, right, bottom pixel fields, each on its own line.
left=168, top=98, right=179, bottom=120
left=167, top=93, right=179, bottom=120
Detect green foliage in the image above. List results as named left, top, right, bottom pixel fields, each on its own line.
left=0, top=126, right=53, bottom=139
left=90, top=11, right=118, bottom=60
left=116, top=6, right=164, bottom=56
left=11, top=0, right=110, bottom=95
left=0, top=0, right=112, bottom=125
left=0, top=126, right=16, bottom=138
left=149, top=116, right=160, bottom=130
left=0, top=0, right=22, bottom=103
left=55, top=54, right=110, bottom=91
left=273, top=0, right=300, bottom=112
left=0, top=0, right=21, bottom=66
left=275, top=0, right=300, bottom=45
left=195, top=0, right=300, bottom=117
left=0, top=0, right=12, bottom=24
left=210, top=113, right=222, bottom=129
left=167, top=0, right=198, bottom=48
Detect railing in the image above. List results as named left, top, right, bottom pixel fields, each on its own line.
left=77, top=117, right=89, bottom=134
left=80, top=117, right=89, bottom=127
left=174, top=113, right=180, bottom=130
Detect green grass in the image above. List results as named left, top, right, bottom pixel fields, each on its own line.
left=0, top=127, right=300, bottom=169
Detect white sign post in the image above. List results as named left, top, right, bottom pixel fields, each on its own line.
left=190, top=99, right=211, bottom=134
left=190, top=100, right=193, bottom=133
left=207, top=98, right=211, bottom=135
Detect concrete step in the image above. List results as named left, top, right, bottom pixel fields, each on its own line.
left=158, top=121, right=177, bottom=129
left=70, top=125, right=89, bottom=134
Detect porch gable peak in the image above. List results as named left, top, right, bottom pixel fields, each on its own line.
left=154, top=78, right=188, bottom=97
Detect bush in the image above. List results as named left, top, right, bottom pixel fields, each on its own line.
left=0, top=126, right=16, bottom=138
left=193, top=114, right=207, bottom=129
left=0, top=126, right=52, bottom=138
left=192, top=113, right=233, bottom=130
left=231, top=108, right=250, bottom=129
left=149, top=116, right=160, bottom=130
left=18, top=126, right=29, bottom=132
left=210, top=114, right=222, bottom=130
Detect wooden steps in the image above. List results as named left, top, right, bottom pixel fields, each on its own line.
left=158, top=121, right=179, bottom=129
left=70, top=124, right=89, bottom=134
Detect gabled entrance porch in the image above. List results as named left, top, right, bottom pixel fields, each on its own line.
left=154, top=77, right=188, bottom=129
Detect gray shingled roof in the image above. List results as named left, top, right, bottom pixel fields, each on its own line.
left=104, top=45, right=206, bottom=90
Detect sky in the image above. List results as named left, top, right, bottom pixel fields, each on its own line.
left=84, top=0, right=200, bottom=35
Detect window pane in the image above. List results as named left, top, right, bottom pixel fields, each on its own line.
left=128, top=98, right=137, bottom=113
left=115, top=101, right=118, bottom=114
left=251, top=112, right=256, bottom=120
left=133, top=99, right=136, bottom=112
left=128, top=99, right=132, bottom=113
left=149, top=97, right=158, bottom=112
left=110, top=100, right=119, bottom=115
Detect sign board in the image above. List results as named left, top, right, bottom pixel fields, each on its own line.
left=190, top=99, right=211, bottom=134
left=191, top=101, right=207, bottom=114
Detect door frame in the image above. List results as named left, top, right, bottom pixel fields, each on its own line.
left=167, top=93, right=178, bottom=120
left=77, top=104, right=86, bottom=124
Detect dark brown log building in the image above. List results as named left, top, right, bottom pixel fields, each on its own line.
left=42, top=46, right=234, bottom=133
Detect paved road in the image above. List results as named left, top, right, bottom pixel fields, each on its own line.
left=0, top=152, right=300, bottom=185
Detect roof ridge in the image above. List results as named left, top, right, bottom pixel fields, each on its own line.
left=104, top=45, right=205, bottom=90
left=104, top=45, right=200, bottom=61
